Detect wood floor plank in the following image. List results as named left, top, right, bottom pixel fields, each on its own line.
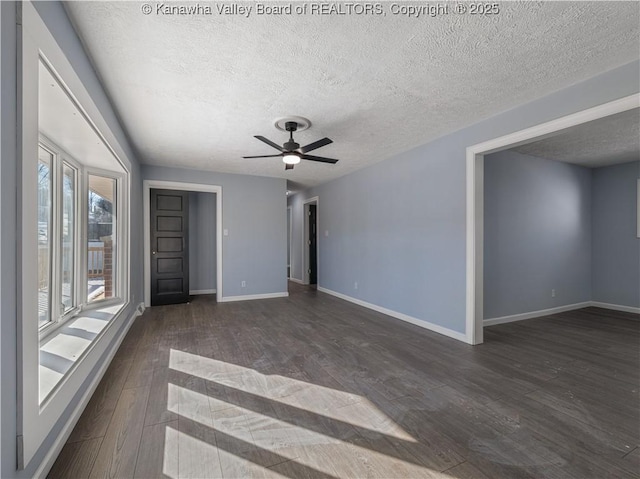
left=177, top=416, right=223, bottom=479
left=48, top=437, right=102, bottom=479
left=89, top=387, right=150, bottom=478
left=623, top=447, right=640, bottom=472
left=134, top=420, right=178, bottom=479
left=67, top=357, right=133, bottom=443
left=443, top=460, right=492, bottom=479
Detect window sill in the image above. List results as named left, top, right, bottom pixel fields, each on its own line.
left=39, top=301, right=125, bottom=404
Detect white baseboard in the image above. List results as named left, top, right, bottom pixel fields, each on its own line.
left=190, top=289, right=217, bottom=295
left=484, top=302, right=591, bottom=326
left=288, top=277, right=305, bottom=285
left=484, top=301, right=640, bottom=327
left=317, top=286, right=467, bottom=342
left=590, top=301, right=640, bottom=314
left=220, top=292, right=289, bottom=302
left=36, top=307, right=138, bottom=478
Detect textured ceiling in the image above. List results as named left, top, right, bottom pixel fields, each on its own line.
left=65, top=1, right=640, bottom=187
left=512, top=108, right=640, bottom=168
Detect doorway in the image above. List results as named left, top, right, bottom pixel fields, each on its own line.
left=149, top=188, right=190, bottom=305
left=309, top=204, right=317, bottom=284
left=303, top=197, right=319, bottom=286
left=465, top=94, right=638, bottom=345
left=143, top=180, right=223, bottom=307
left=189, top=192, right=217, bottom=297
left=287, top=206, right=292, bottom=279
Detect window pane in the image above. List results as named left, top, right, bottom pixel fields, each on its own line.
left=38, top=147, right=53, bottom=327
left=62, top=164, right=76, bottom=312
left=88, top=175, right=116, bottom=302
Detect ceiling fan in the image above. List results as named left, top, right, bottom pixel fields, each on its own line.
left=243, top=121, right=339, bottom=170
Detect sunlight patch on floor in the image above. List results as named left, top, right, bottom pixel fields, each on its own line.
left=169, top=348, right=416, bottom=442
left=163, top=425, right=222, bottom=479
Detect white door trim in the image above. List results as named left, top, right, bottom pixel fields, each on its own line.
left=143, top=180, right=223, bottom=306
left=465, top=93, right=640, bottom=345
left=302, top=196, right=319, bottom=285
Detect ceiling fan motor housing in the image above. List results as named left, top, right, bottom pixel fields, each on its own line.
left=284, top=140, right=300, bottom=152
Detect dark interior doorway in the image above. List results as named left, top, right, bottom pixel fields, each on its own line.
left=150, top=188, right=190, bottom=305
left=309, top=204, right=317, bottom=285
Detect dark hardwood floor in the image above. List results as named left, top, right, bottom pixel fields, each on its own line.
left=49, top=283, right=640, bottom=478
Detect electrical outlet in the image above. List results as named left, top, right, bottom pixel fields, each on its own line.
left=354, top=281, right=358, bottom=290
left=551, top=289, right=556, bottom=298
left=241, top=281, right=246, bottom=288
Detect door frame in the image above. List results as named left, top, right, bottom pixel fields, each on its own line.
left=144, top=180, right=222, bottom=306
left=302, top=196, right=319, bottom=285
left=465, top=93, right=639, bottom=345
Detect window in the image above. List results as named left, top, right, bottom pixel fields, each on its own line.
left=37, top=138, right=125, bottom=335
left=38, top=144, right=81, bottom=331
left=88, top=174, right=117, bottom=302
left=38, top=146, right=53, bottom=327
left=62, top=163, right=76, bottom=312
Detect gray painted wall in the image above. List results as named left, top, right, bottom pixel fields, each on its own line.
left=483, top=150, right=592, bottom=319
left=143, top=166, right=287, bottom=298
left=592, top=161, right=640, bottom=307
left=290, top=60, right=639, bottom=334
left=1, top=2, right=144, bottom=477
left=188, top=192, right=217, bottom=292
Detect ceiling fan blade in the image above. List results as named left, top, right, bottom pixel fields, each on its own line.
left=300, top=137, right=333, bottom=154
left=301, top=154, right=339, bottom=164
left=243, top=154, right=284, bottom=159
left=285, top=163, right=294, bottom=170
left=254, top=135, right=284, bottom=152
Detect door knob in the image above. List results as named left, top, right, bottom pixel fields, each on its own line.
left=152, top=251, right=156, bottom=255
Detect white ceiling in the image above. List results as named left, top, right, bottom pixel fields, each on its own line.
left=512, top=108, right=640, bottom=168
left=65, top=2, right=640, bottom=187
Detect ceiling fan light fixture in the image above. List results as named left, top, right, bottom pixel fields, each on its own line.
left=283, top=153, right=300, bottom=165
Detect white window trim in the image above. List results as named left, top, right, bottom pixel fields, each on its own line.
left=18, top=2, right=132, bottom=469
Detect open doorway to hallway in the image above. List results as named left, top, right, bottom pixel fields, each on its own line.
left=303, top=197, right=319, bottom=287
